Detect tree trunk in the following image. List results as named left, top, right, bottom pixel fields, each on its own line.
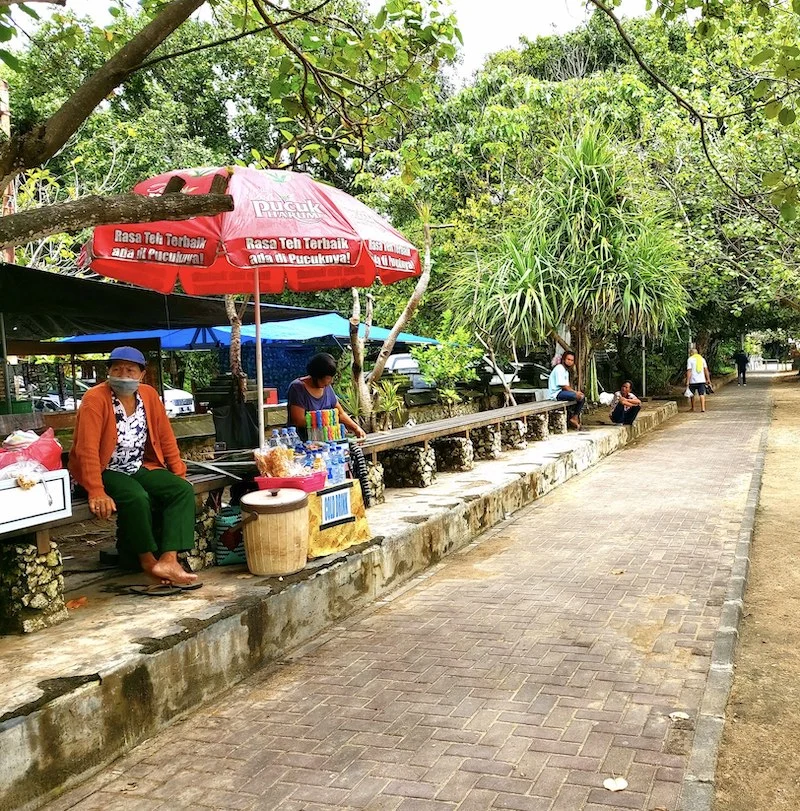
left=695, top=329, right=711, bottom=357
left=0, top=0, right=207, bottom=190
left=368, top=221, right=432, bottom=386
left=225, top=294, right=247, bottom=401
left=571, top=321, right=592, bottom=395
left=349, top=287, right=374, bottom=431
left=475, top=329, right=516, bottom=406
left=0, top=190, right=232, bottom=248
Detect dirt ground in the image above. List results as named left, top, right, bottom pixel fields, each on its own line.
left=714, top=373, right=800, bottom=810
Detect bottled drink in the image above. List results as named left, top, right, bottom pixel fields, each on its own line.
left=268, top=429, right=281, bottom=449
left=335, top=447, right=346, bottom=484
left=321, top=444, right=332, bottom=481
left=330, top=446, right=340, bottom=484
left=312, top=453, right=325, bottom=472
left=279, top=428, right=291, bottom=448
left=287, top=426, right=301, bottom=449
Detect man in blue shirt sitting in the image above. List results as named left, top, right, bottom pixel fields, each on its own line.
left=548, top=350, right=585, bottom=430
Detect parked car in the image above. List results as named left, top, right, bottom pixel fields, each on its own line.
left=510, top=361, right=551, bottom=386
left=381, top=353, right=435, bottom=390
left=382, top=352, right=525, bottom=390
left=164, top=386, right=195, bottom=417
left=43, top=379, right=194, bottom=416
left=481, top=356, right=519, bottom=387
left=32, top=396, right=64, bottom=413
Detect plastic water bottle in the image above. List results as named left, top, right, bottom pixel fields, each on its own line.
left=279, top=428, right=292, bottom=449
left=288, top=426, right=301, bottom=449
left=321, top=444, right=332, bottom=481
left=268, top=429, right=281, bottom=449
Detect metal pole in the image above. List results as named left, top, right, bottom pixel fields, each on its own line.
left=254, top=270, right=265, bottom=447
left=0, top=312, right=12, bottom=408
left=156, top=343, right=165, bottom=406
left=641, top=335, right=646, bottom=398
left=70, top=354, right=77, bottom=411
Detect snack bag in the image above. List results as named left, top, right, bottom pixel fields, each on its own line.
left=0, top=428, right=63, bottom=472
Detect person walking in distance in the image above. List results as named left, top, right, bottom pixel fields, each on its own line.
left=686, top=344, right=712, bottom=413
left=733, top=348, right=749, bottom=386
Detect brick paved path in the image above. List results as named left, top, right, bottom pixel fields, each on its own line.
left=47, top=377, right=772, bottom=811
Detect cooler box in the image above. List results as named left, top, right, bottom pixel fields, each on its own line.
left=0, top=469, right=72, bottom=536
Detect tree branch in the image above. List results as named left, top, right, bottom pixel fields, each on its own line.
left=136, top=0, right=334, bottom=72
left=0, top=0, right=207, bottom=189
left=369, top=219, right=434, bottom=385
left=137, top=25, right=270, bottom=72
left=349, top=287, right=373, bottom=424
left=587, top=0, right=789, bottom=236
left=0, top=191, right=233, bottom=247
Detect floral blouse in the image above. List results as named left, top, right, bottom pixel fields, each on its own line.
left=107, top=391, right=148, bottom=474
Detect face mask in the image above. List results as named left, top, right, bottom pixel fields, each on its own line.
left=108, top=376, right=140, bottom=396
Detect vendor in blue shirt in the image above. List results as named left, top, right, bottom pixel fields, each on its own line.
left=547, top=350, right=585, bottom=429
left=287, top=352, right=367, bottom=440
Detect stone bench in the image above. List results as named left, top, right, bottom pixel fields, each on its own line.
left=361, top=401, right=569, bottom=494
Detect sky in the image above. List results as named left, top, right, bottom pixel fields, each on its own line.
left=28, top=0, right=648, bottom=80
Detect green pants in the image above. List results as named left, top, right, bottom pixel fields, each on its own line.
left=102, top=467, right=195, bottom=564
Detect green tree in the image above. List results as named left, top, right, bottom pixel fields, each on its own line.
left=448, top=126, right=687, bottom=391
left=0, top=0, right=461, bottom=248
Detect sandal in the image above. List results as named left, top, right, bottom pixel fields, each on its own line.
left=129, top=584, right=181, bottom=596
left=128, top=582, right=203, bottom=597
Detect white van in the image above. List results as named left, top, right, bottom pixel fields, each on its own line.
left=44, top=379, right=194, bottom=416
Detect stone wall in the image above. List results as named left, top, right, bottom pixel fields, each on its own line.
left=178, top=435, right=216, bottom=462
left=396, top=394, right=502, bottom=428
left=501, top=420, right=527, bottom=450
left=179, top=489, right=223, bottom=572
left=472, top=425, right=502, bottom=460
left=366, top=461, right=385, bottom=505
left=549, top=409, right=568, bottom=434
left=432, top=437, right=474, bottom=472
left=0, top=540, right=67, bottom=633
left=381, top=446, right=436, bottom=488
left=526, top=413, right=549, bottom=442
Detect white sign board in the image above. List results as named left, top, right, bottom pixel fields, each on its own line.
left=0, top=470, right=72, bottom=536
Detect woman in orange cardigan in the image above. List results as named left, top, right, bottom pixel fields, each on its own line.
left=69, top=346, right=198, bottom=586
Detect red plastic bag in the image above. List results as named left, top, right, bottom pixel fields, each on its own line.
left=0, top=428, right=63, bottom=472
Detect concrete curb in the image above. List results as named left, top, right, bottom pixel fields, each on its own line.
left=1, top=402, right=677, bottom=811
left=680, top=410, right=770, bottom=811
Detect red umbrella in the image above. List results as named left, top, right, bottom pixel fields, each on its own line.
left=87, top=166, right=419, bottom=293
left=84, top=166, right=421, bottom=442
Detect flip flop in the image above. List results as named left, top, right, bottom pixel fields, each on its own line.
left=172, top=582, right=203, bottom=591
left=129, top=584, right=181, bottom=596
left=129, top=582, right=203, bottom=596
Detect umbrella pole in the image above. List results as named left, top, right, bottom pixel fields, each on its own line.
left=0, top=312, right=12, bottom=410
left=254, top=270, right=265, bottom=447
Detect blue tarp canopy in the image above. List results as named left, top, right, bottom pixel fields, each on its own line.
left=226, top=313, right=437, bottom=345
left=58, top=315, right=436, bottom=349
left=59, top=326, right=240, bottom=350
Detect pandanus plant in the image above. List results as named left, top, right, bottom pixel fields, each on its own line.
left=449, top=125, right=687, bottom=393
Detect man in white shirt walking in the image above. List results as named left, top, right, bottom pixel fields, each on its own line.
left=548, top=350, right=585, bottom=429
left=686, top=345, right=712, bottom=413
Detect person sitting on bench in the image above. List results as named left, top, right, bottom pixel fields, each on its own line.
left=68, top=346, right=198, bottom=585
left=609, top=381, right=642, bottom=425
left=548, top=350, right=585, bottom=429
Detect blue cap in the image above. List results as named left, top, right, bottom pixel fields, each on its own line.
left=108, top=346, right=146, bottom=368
